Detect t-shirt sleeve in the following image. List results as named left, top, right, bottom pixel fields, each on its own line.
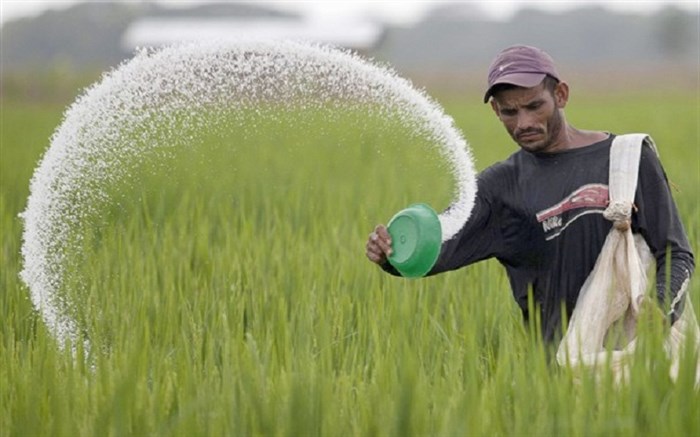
left=427, top=170, right=505, bottom=275
left=633, top=142, right=695, bottom=322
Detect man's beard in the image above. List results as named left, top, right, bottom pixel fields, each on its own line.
left=513, top=109, right=564, bottom=153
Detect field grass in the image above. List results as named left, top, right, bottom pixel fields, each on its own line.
left=1, top=86, right=699, bottom=436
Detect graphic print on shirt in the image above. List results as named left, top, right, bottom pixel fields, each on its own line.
left=536, top=184, right=609, bottom=240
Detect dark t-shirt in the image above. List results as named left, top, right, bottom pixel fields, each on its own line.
left=385, top=134, right=695, bottom=341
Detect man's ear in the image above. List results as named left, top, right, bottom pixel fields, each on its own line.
left=490, top=99, right=500, bottom=116
left=554, top=81, right=569, bottom=108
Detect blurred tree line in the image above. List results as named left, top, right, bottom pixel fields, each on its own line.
left=1, top=2, right=697, bottom=102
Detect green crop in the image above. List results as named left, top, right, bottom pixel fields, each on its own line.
left=1, top=90, right=698, bottom=436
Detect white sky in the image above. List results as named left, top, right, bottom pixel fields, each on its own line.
left=1, top=0, right=699, bottom=25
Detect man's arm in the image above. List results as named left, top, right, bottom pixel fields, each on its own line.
left=366, top=171, right=504, bottom=277
left=428, top=181, right=503, bottom=275
left=633, top=143, right=695, bottom=323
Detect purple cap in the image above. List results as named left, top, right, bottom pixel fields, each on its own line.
left=483, top=45, right=560, bottom=103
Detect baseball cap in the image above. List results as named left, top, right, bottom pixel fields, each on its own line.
left=483, top=45, right=560, bottom=103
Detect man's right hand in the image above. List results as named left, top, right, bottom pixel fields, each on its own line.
left=365, top=225, right=393, bottom=265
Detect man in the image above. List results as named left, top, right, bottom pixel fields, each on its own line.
left=365, top=45, right=694, bottom=342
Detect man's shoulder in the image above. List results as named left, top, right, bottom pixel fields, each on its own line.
left=612, top=133, right=662, bottom=173
left=474, top=152, right=524, bottom=199
left=479, top=150, right=523, bottom=180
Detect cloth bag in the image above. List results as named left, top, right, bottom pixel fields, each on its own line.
left=555, top=134, right=700, bottom=385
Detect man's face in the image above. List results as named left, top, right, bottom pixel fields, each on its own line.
left=490, top=81, right=568, bottom=153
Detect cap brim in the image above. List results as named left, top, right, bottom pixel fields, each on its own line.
left=483, top=72, right=547, bottom=103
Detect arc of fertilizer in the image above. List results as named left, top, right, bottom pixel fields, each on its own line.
left=20, top=40, right=477, bottom=351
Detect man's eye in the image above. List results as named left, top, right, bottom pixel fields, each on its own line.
left=501, top=109, right=517, bottom=116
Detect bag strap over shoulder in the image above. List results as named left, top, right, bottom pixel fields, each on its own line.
left=603, top=134, right=654, bottom=231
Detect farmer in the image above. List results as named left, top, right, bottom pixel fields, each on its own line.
left=365, top=45, right=695, bottom=342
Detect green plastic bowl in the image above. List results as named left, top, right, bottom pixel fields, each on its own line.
left=387, top=203, right=442, bottom=278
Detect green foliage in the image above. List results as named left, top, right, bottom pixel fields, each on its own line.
left=1, top=92, right=698, bottom=436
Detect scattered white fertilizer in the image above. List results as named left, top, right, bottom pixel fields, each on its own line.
left=20, top=40, right=477, bottom=350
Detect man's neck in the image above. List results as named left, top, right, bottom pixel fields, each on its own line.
left=561, top=126, right=609, bottom=150
left=541, top=125, right=608, bottom=153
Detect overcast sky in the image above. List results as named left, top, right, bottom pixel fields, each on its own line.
left=1, top=0, right=699, bottom=25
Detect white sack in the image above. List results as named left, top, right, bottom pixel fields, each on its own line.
left=556, top=134, right=700, bottom=386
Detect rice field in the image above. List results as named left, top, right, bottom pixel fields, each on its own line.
left=1, top=87, right=699, bottom=436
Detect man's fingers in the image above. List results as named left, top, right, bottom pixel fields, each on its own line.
left=366, top=224, right=393, bottom=265
left=371, top=225, right=393, bottom=256
left=375, top=225, right=392, bottom=254
left=365, top=239, right=386, bottom=263
left=376, top=225, right=391, bottom=241
left=366, top=250, right=383, bottom=263
left=377, top=238, right=392, bottom=256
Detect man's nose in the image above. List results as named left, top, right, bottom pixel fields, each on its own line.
left=516, top=111, right=535, bottom=131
